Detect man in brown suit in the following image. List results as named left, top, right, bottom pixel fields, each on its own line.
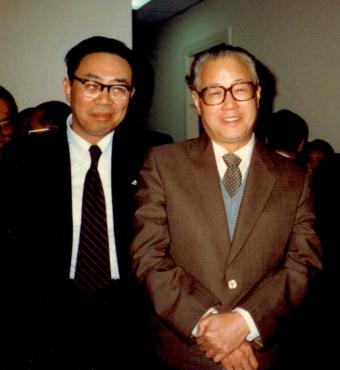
left=131, top=44, right=322, bottom=370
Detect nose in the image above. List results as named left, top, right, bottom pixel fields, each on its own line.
left=96, top=87, right=112, bottom=104
left=221, top=90, right=237, bottom=109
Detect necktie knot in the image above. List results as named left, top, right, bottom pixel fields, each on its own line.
left=222, top=153, right=242, bottom=197
left=223, top=153, right=241, bottom=168
left=89, top=145, right=102, bottom=168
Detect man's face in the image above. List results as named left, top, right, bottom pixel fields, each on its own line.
left=0, top=99, right=13, bottom=147
left=192, top=54, right=261, bottom=152
left=64, top=52, right=134, bottom=144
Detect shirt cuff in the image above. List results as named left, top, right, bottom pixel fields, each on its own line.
left=191, top=307, right=219, bottom=337
left=233, top=307, right=260, bottom=341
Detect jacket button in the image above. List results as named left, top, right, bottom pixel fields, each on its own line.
left=228, top=279, right=237, bottom=289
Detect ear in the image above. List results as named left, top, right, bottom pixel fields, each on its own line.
left=191, top=90, right=202, bottom=115
left=255, top=85, right=261, bottom=108
left=63, top=77, right=71, bottom=104
left=130, top=87, right=135, bottom=99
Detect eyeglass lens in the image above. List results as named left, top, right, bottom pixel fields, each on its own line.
left=83, top=81, right=129, bottom=100
left=201, top=82, right=255, bottom=105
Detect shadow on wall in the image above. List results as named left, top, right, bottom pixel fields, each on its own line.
left=127, top=50, right=155, bottom=130
left=253, top=57, right=277, bottom=143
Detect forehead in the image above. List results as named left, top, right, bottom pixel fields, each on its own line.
left=0, top=99, right=10, bottom=120
left=76, top=52, right=132, bottom=80
left=199, top=54, right=253, bottom=85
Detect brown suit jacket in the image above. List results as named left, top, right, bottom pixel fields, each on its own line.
left=131, top=134, right=322, bottom=369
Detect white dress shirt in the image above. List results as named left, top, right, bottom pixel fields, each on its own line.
left=66, top=115, right=120, bottom=279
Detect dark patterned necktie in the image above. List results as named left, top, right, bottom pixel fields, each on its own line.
left=75, top=145, right=111, bottom=294
left=223, top=153, right=242, bottom=197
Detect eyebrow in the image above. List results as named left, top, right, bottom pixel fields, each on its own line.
left=204, top=79, right=252, bottom=87
left=83, top=73, right=131, bottom=85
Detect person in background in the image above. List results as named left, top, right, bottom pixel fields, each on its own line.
left=131, top=44, right=322, bottom=370
left=304, top=138, right=334, bottom=174
left=310, top=146, right=340, bottom=369
left=1, top=36, right=158, bottom=369
left=0, top=85, right=18, bottom=159
left=16, top=106, right=34, bottom=136
left=26, top=100, right=71, bottom=134
left=264, top=109, right=309, bottom=165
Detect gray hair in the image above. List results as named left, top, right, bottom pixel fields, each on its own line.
left=186, top=44, right=259, bottom=91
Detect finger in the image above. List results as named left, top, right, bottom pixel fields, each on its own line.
left=213, top=354, right=224, bottom=363
left=212, top=344, right=237, bottom=363
left=248, top=353, right=259, bottom=369
left=221, top=357, right=232, bottom=368
left=196, top=337, right=211, bottom=352
left=240, top=357, right=253, bottom=370
left=234, top=353, right=250, bottom=370
left=221, top=350, right=241, bottom=368
left=196, top=336, right=203, bottom=346
left=222, top=349, right=253, bottom=370
left=196, top=338, right=209, bottom=353
left=239, top=342, right=258, bottom=370
left=206, top=348, right=218, bottom=359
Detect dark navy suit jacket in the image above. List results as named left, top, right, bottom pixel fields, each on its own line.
left=0, top=119, right=172, bottom=368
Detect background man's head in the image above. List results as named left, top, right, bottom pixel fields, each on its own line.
left=265, top=109, right=309, bottom=158
left=0, top=85, right=18, bottom=148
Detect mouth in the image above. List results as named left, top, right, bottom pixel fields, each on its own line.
left=222, top=117, right=240, bottom=124
left=91, top=112, right=114, bottom=121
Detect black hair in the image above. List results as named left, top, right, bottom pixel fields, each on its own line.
left=265, top=109, right=309, bottom=153
left=65, top=36, right=136, bottom=84
left=35, top=100, right=71, bottom=128
left=307, top=139, right=334, bottom=158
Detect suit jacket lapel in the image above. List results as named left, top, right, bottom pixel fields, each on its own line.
left=189, top=135, right=231, bottom=264
left=227, top=141, right=277, bottom=264
left=110, top=122, right=146, bottom=279
left=53, top=132, right=74, bottom=278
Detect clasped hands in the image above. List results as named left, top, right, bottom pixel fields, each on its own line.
left=196, top=311, right=259, bottom=370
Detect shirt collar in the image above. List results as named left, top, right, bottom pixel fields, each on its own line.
left=212, top=134, right=255, bottom=179
left=66, top=114, right=114, bottom=159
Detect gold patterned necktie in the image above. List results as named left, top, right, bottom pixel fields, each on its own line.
left=223, top=153, right=242, bottom=197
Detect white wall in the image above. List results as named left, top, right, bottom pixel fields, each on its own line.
left=148, top=0, right=340, bottom=151
left=0, top=0, right=132, bottom=110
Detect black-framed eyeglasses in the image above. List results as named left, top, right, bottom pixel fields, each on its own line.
left=73, top=75, right=133, bottom=101
left=197, top=82, right=258, bottom=106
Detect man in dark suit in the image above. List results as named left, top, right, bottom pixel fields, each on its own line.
left=1, top=36, right=158, bottom=369
left=131, top=44, right=322, bottom=370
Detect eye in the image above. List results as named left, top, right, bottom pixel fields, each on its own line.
left=84, top=81, right=100, bottom=92
left=234, top=83, right=253, bottom=93
left=234, top=85, right=248, bottom=93
left=206, top=87, right=223, bottom=96
left=110, top=85, right=128, bottom=95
